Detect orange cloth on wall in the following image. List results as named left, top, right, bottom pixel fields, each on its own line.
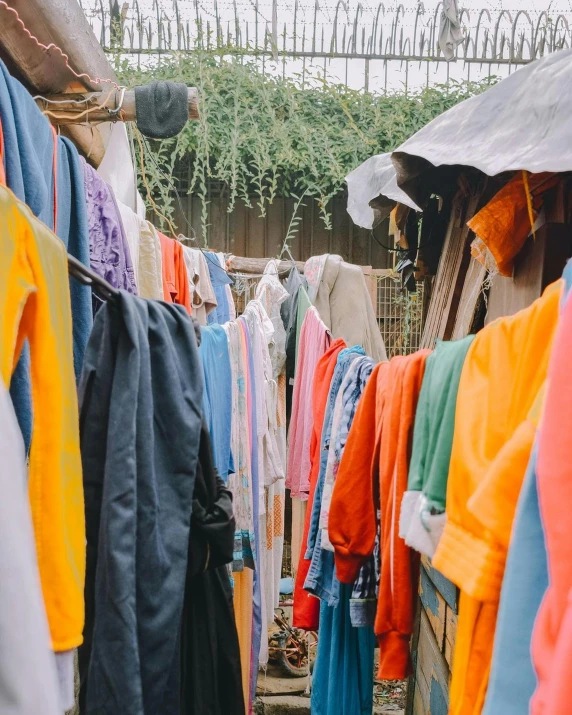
left=292, top=338, right=346, bottom=631
left=330, top=352, right=429, bottom=680
left=158, top=232, right=192, bottom=314
left=432, top=280, right=562, bottom=715
left=0, top=186, right=85, bottom=650
left=467, top=172, right=558, bottom=277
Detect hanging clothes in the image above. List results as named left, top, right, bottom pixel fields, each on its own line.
left=224, top=321, right=256, bottom=571
left=281, top=267, right=307, bottom=419
left=97, top=123, right=141, bottom=214
left=293, top=338, right=347, bottom=631
left=287, top=307, right=332, bottom=500
left=56, top=137, right=93, bottom=374
left=200, top=324, right=234, bottom=482
left=78, top=294, right=203, bottom=713
left=81, top=157, right=137, bottom=295
left=432, top=281, right=561, bottom=715
left=116, top=198, right=143, bottom=287
left=138, top=220, right=164, bottom=300
left=303, top=345, right=366, bottom=606
left=0, top=383, right=61, bottom=715
left=183, top=246, right=218, bottom=325
left=240, top=299, right=284, bottom=673
left=180, top=422, right=244, bottom=715
left=305, top=254, right=328, bottom=303
left=319, top=355, right=376, bottom=552
left=483, top=445, right=547, bottom=715
left=330, top=351, right=429, bottom=680
left=206, top=251, right=234, bottom=325
left=308, top=254, right=387, bottom=362
left=311, top=582, right=376, bottom=715
left=307, top=352, right=378, bottom=715
left=0, top=62, right=92, bottom=446
left=530, top=279, right=572, bottom=715
left=255, top=262, right=289, bottom=626
left=159, top=232, right=192, bottom=313
left=256, top=260, right=289, bottom=378
left=400, top=336, right=475, bottom=558
left=0, top=186, right=85, bottom=653
left=287, top=295, right=319, bottom=578
left=237, top=318, right=263, bottom=705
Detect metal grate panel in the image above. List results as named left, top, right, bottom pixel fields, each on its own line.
left=376, top=276, right=424, bottom=358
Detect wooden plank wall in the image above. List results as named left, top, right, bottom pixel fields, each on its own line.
left=171, top=193, right=393, bottom=268
left=410, top=558, right=457, bottom=715
left=420, top=181, right=486, bottom=349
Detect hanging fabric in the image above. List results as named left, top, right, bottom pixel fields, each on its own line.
left=432, top=281, right=561, bottom=715
left=78, top=294, right=204, bottom=712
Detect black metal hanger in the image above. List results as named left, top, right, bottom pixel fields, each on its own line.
left=67, top=254, right=120, bottom=302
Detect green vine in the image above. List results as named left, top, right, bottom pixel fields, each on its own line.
left=115, top=50, right=496, bottom=239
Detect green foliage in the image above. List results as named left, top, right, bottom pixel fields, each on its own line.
left=116, top=50, right=496, bottom=236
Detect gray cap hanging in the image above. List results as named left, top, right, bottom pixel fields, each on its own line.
left=134, top=80, right=189, bottom=139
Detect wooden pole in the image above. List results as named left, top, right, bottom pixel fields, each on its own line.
left=227, top=255, right=305, bottom=276
left=35, top=87, right=200, bottom=125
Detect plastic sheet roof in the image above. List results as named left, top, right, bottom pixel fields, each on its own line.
left=345, top=153, right=421, bottom=229
left=391, top=49, right=572, bottom=205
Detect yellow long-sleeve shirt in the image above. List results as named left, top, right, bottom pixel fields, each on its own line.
left=433, top=280, right=561, bottom=715
left=0, top=185, right=85, bottom=651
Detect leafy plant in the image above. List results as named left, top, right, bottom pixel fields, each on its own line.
left=115, top=49, right=496, bottom=240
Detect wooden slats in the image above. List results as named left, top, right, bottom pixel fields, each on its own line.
left=172, top=195, right=392, bottom=268
left=412, top=608, right=451, bottom=715
left=420, top=180, right=485, bottom=348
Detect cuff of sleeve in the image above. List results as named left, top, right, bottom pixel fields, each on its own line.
left=377, top=630, right=412, bottom=680
left=334, top=550, right=363, bottom=584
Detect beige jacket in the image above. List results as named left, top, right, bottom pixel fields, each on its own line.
left=310, top=254, right=387, bottom=362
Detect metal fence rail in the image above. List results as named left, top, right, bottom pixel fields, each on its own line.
left=81, top=1, right=572, bottom=90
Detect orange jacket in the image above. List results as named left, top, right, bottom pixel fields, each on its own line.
left=159, top=232, right=192, bottom=314
left=329, top=362, right=385, bottom=581
left=330, top=351, right=429, bottom=679
left=0, top=186, right=85, bottom=650
left=292, top=338, right=346, bottom=630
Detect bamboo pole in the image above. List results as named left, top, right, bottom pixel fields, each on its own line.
left=227, top=255, right=305, bottom=276
left=35, top=87, right=200, bottom=125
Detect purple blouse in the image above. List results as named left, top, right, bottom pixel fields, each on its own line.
left=81, top=157, right=137, bottom=293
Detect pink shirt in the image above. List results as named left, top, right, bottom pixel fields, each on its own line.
left=287, top=307, right=331, bottom=499
left=532, top=288, right=572, bottom=715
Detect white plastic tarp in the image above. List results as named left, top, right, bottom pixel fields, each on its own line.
left=346, top=152, right=421, bottom=229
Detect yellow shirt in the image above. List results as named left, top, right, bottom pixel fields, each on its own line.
left=0, top=186, right=85, bottom=651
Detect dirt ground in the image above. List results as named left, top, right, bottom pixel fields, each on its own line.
left=374, top=679, right=407, bottom=712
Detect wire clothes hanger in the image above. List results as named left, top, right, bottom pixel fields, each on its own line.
left=67, top=254, right=119, bottom=302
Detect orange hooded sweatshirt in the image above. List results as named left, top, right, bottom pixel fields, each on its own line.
left=292, top=338, right=346, bottom=630
left=330, top=351, right=429, bottom=679
left=531, top=284, right=572, bottom=715
left=432, top=281, right=561, bottom=715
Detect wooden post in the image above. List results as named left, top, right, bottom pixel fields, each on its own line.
left=35, top=87, right=200, bottom=125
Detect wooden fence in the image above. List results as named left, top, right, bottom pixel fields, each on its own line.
left=171, top=192, right=394, bottom=270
